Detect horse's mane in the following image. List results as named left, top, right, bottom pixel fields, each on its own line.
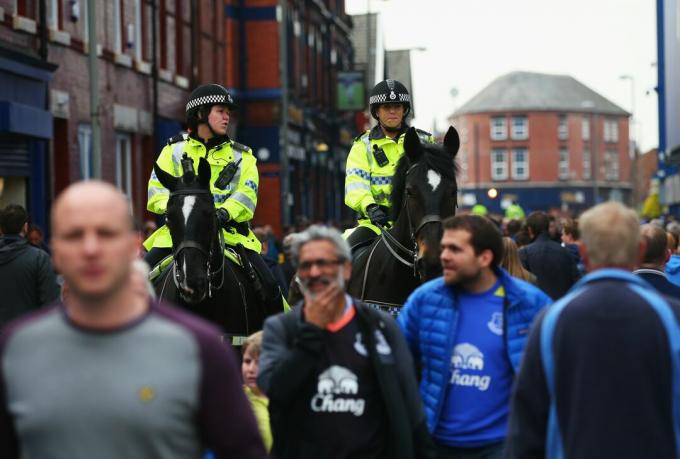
left=391, top=145, right=458, bottom=221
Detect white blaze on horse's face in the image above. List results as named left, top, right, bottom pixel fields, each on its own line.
left=427, top=170, right=442, bottom=192
left=182, top=196, right=196, bottom=226
left=180, top=258, right=194, bottom=295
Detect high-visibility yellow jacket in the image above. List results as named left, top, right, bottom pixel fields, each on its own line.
left=144, top=133, right=262, bottom=253
left=344, top=125, right=434, bottom=233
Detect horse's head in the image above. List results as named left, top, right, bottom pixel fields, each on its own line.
left=391, top=126, right=459, bottom=281
left=153, top=155, right=217, bottom=304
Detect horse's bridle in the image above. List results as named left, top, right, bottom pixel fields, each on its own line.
left=375, top=163, right=451, bottom=277
left=168, top=188, right=225, bottom=299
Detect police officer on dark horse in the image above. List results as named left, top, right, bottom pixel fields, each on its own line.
left=144, top=84, right=286, bottom=324
left=344, top=79, right=435, bottom=251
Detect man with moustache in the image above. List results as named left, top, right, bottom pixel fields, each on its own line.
left=398, top=215, right=550, bottom=459
left=257, top=225, right=434, bottom=459
left=0, top=182, right=267, bottom=459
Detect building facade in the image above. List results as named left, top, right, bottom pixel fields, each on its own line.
left=234, top=0, right=356, bottom=233
left=0, top=0, right=227, bottom=230
left=452, top=71, right=632, bottom=215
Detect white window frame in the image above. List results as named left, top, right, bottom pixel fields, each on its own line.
left=491, top=149, right=508, bottom=180
left=605, top=150, right=619, bottom=180
left=115, top=133, right=133, bottom=196
left=133, top=0, right=142, bottom=60
left=582, top=150, right=592, bottom=179
left=47, top=0, right=60, bottom=29
left=511, top=148, right=529, bottom=180
left=511, top=115, right=528, bottom=140
left=582, top=116, right=590, bottom=141
left=610, top=120, right=619, bottom=142
left=558, top=114, right=568, bottom=140
left=78, top=124, right=92, bottom=179
left=113, top=0, right=122, bottom=54
left=460, top=149, right=468, bottom=183
left=490, top=117, right=507, bottom=141
left=559, top=149, right=569, bottom=180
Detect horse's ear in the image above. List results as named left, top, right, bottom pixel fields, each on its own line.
left=443, top=126, right=460, bottom=158
left=197, top=157, right=211, bottom=188
left=153, top=162, right=179, bottom=191
left=404, top=127, right=423, bottom=161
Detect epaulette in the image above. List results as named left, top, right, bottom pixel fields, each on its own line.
left=231, top=141, right=251, bottom=153
left=166, top=132, right=187, bottom=146
left=354, top=130, right=369, bottom=142
left=415, top=128, right=432, bottom=138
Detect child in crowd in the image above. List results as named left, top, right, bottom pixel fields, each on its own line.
left=242, top=331, right=272, bottom=452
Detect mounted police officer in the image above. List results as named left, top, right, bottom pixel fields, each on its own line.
left=344, top=79, right=434, bottom=251
left=144, top=83, right=282, bottom=307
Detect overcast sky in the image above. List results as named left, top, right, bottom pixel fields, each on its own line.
left=346, top=0, right=659, bottom=152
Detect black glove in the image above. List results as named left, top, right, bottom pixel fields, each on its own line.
left=366, top=204, right=389, bottom=227
left=216, top=208, right=231, bottom=229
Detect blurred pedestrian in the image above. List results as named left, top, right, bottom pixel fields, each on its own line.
left=520, top=211, right=580, bottom=300
left=398, top=215, right=550, bottom=459
left=501, top=237, right=536, bottom=284
left=26, top=224, right=50, bottom=254
left=0, top=182, right=267, bottom=459
left=506, top=202, right=680, bottom=458
left=253, top=227, right=288, bottom=299
left=561, top=218, right=585, bottom=276
left=241, top=331, right=272, bottom=453
left=0, top=205, right=59, bottom=326
left=258, top=225, right=433, bottom=459
left=633, top=224, right=680, bottom=298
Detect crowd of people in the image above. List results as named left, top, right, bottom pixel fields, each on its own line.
left=3, top=78, right=680, bottom=458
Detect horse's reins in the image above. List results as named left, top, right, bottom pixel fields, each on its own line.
left=360, top=164, right=443, bottom=301
left=169, top=188, right=225, bottom=299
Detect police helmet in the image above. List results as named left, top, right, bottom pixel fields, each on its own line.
left=186, top=84, right=237, bottom=114
left=369, top=79, right=411, bottom=120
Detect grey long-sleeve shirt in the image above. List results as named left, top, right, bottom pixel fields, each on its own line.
left=0, top=302, right=268, bottom=459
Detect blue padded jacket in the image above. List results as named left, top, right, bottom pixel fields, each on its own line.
left=398, top=267, right=551, bottom=432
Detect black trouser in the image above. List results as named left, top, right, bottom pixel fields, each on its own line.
left=346, top=226, right=379, bottom=252
left=245, top=249, right=283, bottom=305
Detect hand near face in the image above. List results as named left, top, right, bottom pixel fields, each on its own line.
left=303, top=281, right=343, bottom=329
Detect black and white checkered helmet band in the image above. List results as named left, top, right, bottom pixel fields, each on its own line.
left=185, top=94, right=234, bottom=112
left=369, top=93, right=410, bottom=105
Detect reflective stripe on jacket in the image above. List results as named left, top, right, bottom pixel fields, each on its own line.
left=344, top=125, right=434, bottom=228
left=144, top=134, right=261, bottom=253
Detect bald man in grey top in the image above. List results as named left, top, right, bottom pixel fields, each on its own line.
left=0, top=182, right=267, bottom=459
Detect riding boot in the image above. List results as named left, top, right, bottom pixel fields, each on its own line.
left=245, top=250, right=284, bottom=314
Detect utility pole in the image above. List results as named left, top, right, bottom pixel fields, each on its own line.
left=88, top=0, right=101, bottom=179
left=278, top=0, right=291, bottom=225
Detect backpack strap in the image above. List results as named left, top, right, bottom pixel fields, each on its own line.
left=539, top=286, right=587, bottom=459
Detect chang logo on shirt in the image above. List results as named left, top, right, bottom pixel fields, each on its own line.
left=353, top=331, right=392, bottom=357
left=450, top=343, right=491, bottom=391
left=310, top=366, right=365, bottom=416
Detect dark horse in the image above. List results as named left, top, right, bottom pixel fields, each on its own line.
left=151, top=155, right=281, bottom=343
left=347, top=126, right=459, bottom=313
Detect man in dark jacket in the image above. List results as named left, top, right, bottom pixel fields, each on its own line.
left=0, top=205, right=59, bottom=326
left=258, top=225, right=433, bottom=459
left=519, top=211, right=579, bottom=300
left=506, top=202, right=680, bottom=459
left=633, top=223, right=680, bottom=298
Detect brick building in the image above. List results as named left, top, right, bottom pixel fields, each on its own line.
left=451, top=71, right=632, bottom=215
left=0, top=0, right=226, bottom=230
left=232, top=0, right=356, bottom=233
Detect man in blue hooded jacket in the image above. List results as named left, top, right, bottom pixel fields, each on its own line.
left=398, top=215, right=551, bottom=459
